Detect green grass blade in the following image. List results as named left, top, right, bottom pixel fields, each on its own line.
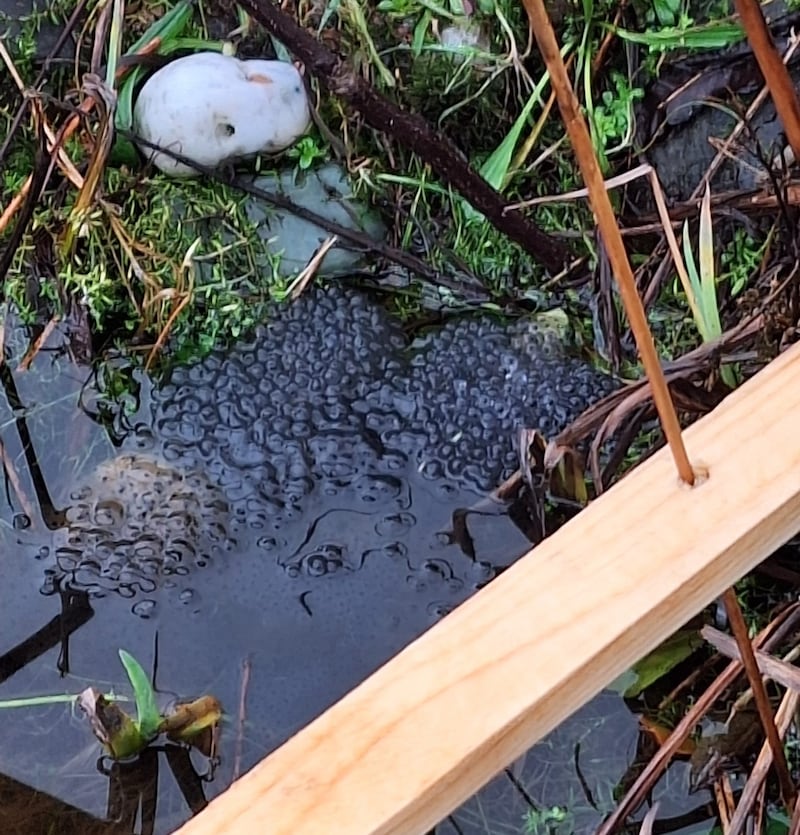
left=126, top=0, right=194, bottom=55
left=461, top=45, right=565, bottom=221
left=0, top=694, right=79, bottom=709
left=613, top=21, right=743, bottom=52
left=119, top=649, right=161, bottom=739
left=698, top=186, right=736, bottom=386
left=116, top=65, right=145, bottom=131
left=698, top=183, right=722, bottom=340
left=477, top=41, right=571, bottom=194
left=318, top=0, right=340, bottom=31
left=682, top=219, right=709, bottom=342
left=412, top=10, right=431, bottom=57
left=0, top=692, right=130, bottom=709
left=269, top=36, right=293, bottom=63
left=106, top=0, right=125, bottom=88
left=478, top=91, right=538, bottom=191
left=341, top=0, right=395, bottom=88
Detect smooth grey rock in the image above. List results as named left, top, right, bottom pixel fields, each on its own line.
left=245, top=163, right=386, bottom=277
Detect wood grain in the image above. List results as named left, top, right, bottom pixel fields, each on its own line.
left=177, top=342, right=800, bottom=835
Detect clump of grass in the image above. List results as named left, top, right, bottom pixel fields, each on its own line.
left=0, top=0, right=757, bottom=366
left=0, top=0, right=295, bottom=362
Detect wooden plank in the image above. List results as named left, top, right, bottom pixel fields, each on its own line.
left=177, top=342, right=800, bottom=835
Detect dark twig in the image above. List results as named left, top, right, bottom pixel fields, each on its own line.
left=233, top=0, right=571, bottom=274
left=599, top=602, right=800, bottom=833
left=721, top=588, right=796, bottom=810
left=127, top=131, right=496, bottom=303
left=0, top=0, right=92, bottom=167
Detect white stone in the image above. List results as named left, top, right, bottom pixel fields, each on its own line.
left=132, top=52, right=311, bottom=177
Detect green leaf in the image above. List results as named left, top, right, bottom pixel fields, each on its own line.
left=106, top=0, right=125, bottom=88
left=698, top=183, right=722, bottom=342
left=478, top=91, right=538, bottom=192
left=126, top=0, right=194, bottom=56
left=319, top=0, right=341, bottom=31
left=653, top=0, right=680, bottom=26
left=682, top=219, right=707, bottom=340
left=460, top=48, right=565, bottom=222
left=682, top=187, right=735, bottom=384
left=623, top=629, right=702, bottom=697
left=116, top=65, right=145, bottom=132
left=118, top=650, right=161, bottom=740
left=412, top=9, right=431, bottom=56
left=614, top=21, right=744, bottom=52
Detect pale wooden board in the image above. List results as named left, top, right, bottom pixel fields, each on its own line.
left=177, top=342, right=800, bottom=835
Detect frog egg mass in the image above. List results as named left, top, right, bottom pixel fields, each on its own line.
left=132, top=52, right=311, bottom=176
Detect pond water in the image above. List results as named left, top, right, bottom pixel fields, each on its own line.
left=0, top=287, right=709, bottom=834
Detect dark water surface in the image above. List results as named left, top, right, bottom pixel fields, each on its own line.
left=0, top=289, right=665, bottom=834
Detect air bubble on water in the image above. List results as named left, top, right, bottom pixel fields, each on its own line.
left=12, top=513, right=31, bottom=530
left=132, top=599, right=157, bottom=619
left=374, top=512, right=416, bottom=536
left=39, top=571, right=58, bottom=596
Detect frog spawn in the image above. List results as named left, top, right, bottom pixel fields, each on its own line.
left=51, top=288, right=613, bottom=605
left=48, top=455, right=230, bottom=598
left=150, top=288, right=613, bottom=580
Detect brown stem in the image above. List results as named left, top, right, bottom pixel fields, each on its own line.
left=599, top=602, right=800, bottom=832
left=521, top=0, right=695, bottom=485
left=721, top=587, right=796, bottom=811
left=733, top=0, right=800, bottom=161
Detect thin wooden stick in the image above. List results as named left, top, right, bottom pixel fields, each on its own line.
left=727, top=689, right=799, bottom=835
left=721, top=587, right=795, bottom=808
left=600, top=602, right=800, bottom=833
left=734, top=0, right=800, bottom=160
left=521, top=0, right=695, bottom=485
left=790, top=790, right=800, bottom=835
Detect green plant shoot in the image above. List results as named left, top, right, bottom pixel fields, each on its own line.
left=119, top=649, right=161, bottom=740
left=681, top=185, right=737, bottom=387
